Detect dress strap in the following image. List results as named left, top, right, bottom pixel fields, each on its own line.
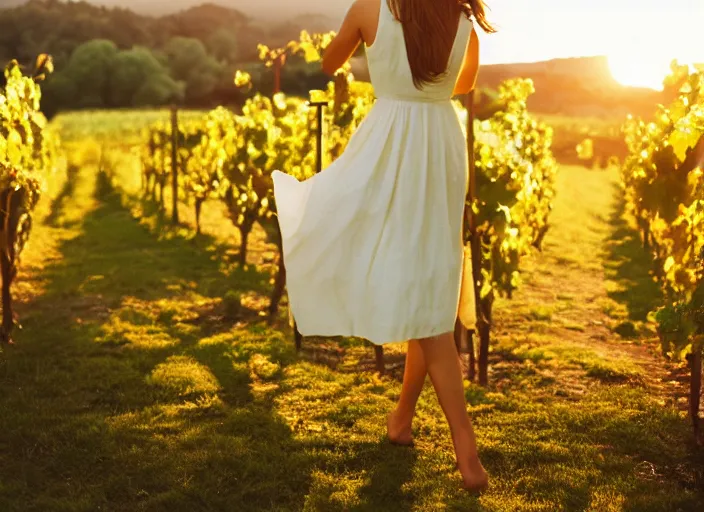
left=378, top=0, right=393, bottom=24
left=456, top=16, right=473, bottom=50
left=366, top=0, right=394, bottom=52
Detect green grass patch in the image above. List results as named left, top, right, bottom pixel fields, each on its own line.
left=52, top=109, right=208, bottom=144
left=508, top=341, right=644, bottom=384
left=529, top=306, right=554, bottom=322
left=563, top=321, right=587, bottom=332
left=0, top=127, right=700, bottom=510
left=613, top=321, right=639, bottom=339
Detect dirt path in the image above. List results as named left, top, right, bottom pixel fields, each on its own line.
left=490, top=164, right=686, bottom=405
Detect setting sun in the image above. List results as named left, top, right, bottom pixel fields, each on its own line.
left=479, top=0, right=704, bottom=91
left=607, top=53, right=673, bottom=90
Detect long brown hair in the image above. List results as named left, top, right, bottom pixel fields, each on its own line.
left=387, top=0, right=496, bottom=89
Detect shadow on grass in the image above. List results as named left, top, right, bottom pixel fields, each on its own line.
left=0, top=170, right=315, bottom=511
left=353, top=442, right=419, bottom=511
left=4, top=163, right=703, bottom=511
left=466, top=380, right=704, bottom=511
left=45, top=165, right=79, bottom=227
left=297, top=438, right=420, bottom=511
left=0, top=169, right=428, bottom=511
left=85, top=170, right=271, bottom=307
left=601, top=182, right=662, bottom=321
left=297, top=336, right=408, bottom=383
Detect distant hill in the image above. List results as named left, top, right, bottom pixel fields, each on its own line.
left=1, top=1, right=665, bottom=119
left=352, top=55, right=662, bottom=118
left=1, top=0, right=348, bottom=23
left=478, top=56, right=662, bottom=118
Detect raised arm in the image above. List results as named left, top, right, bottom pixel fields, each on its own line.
left=321, top=1, right=365, bottom=76
left=453, top=27, right=480, bottom=96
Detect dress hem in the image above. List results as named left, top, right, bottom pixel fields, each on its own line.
left=295, top=324, right=459, bottom=346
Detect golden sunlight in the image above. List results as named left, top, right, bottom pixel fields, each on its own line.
left=607, top=52, right=673, bottom=91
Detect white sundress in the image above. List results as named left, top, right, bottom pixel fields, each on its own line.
left=272, top=2, right=474, bottom=345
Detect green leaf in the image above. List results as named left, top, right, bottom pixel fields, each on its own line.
left=6, top=130, right=23, bottom=167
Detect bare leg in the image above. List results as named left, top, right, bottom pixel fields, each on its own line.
left=387, top=339, right=426, bottom=445
left=418, top=331, right=488, bottom=491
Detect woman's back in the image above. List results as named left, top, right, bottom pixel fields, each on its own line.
left=365, top=0, right=472, bottom=103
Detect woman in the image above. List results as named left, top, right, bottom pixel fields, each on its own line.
left=272, top=0, right=494, bottom=492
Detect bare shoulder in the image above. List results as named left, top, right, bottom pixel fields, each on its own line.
left=348, top=0, right=382, bottom=46
left=348, top=0, right=380, bottom=18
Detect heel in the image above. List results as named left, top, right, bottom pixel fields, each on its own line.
left=455, top=461, right=489, bottom=494
left=386, top=411, right=414, bottom=447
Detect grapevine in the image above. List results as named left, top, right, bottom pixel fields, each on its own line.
left=462, top=78, right=559, bottom=383
left=621, top=61, right=704, bottom=436
left=0, top=56, right=58, bottom=343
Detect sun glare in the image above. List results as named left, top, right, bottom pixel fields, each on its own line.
left=608, top=45, right=702, bottom=91
left=607, top=52, right=672, bottom=91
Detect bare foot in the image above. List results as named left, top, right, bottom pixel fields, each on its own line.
left=457, top=456, right=489, bottom=493
left=386, top=408, right=414, bottom=446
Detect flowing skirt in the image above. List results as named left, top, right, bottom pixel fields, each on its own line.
left=272, top=98, right=470, bottom=345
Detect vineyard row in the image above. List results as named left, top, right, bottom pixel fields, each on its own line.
left=130, top=39, right=559, bottom=383
left=621, top=62, right=704, bottom=437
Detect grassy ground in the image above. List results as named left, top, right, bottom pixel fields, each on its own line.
left=0, top=138, right=702, bottom=510
left=52, top=109, right=208, bottom=146
left=536, top=114, right=626, bottom=167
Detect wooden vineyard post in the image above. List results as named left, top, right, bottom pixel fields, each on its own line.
left=170, top=105, right=180, bottom=225
left=454, top=91, right=478, bottom=380
left=310, top=100, right=327, bottom=173
left=273, top=54, right=285, bottom=95
left=286, top=99, right=329, bottom=352
left=472, top=105, right=492, bottom=387
left=268, top=226, right=286, bottom=318
left=374, top=345, right=385, bottom=376
left=691, top=347, right=702, bottom=441
left=693, top=248, right=704, bottom=443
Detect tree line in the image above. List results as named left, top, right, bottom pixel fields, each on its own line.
left=0, top=0, right=329, bottom=116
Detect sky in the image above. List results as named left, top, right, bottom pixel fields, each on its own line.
left=2, top=0, right=702, bottom=88
left=476, top=0, right=704, bottom=88
left=301, top=0, right=704, bottom=89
